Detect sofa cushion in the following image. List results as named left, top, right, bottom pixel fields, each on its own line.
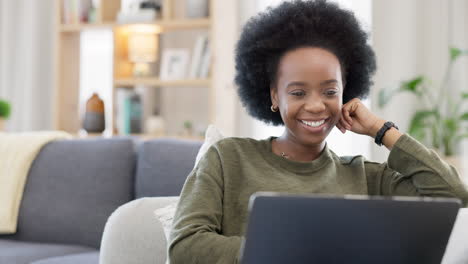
left=0, top=239, right=94, bottom=264
left=4, top=138, right=136, bottom=248
left=135, top=138, right=201, bottom=198
left=30, top=251, right=99, bottom=264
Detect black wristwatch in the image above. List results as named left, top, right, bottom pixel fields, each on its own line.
left=374, top=121, right=399, bottom=146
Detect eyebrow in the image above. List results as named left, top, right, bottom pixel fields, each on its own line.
left=320, top=79, right=339, bottom=86
left=286, top=81, right=307, bottom=88
left=286, top=79, right=338, bottom=88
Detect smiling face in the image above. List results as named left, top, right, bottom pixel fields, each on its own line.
left=271, top=47, right=344, bottom=147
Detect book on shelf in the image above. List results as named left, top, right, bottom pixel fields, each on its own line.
left=115, top=88, right=143, bottom=135
left=62, top=0, right=94, bottom=24
left=188, top=35, right=211, bottom=79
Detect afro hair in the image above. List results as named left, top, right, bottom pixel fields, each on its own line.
left=235, top=0, right=376, bottom=126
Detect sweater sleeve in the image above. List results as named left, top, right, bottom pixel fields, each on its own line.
left=366, top=134, right=468, bottom=207
left=168, top=146, right=242, bottom=264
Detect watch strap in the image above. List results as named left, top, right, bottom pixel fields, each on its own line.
left=375, top=121, right=399, bottom=146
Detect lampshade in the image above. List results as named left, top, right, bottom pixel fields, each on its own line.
left=128, top=32, right=158, bottom=63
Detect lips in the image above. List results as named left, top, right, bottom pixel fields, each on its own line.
left=301, top=119, right=326, bottom=127
left=298, top=118, right=328, bottom=132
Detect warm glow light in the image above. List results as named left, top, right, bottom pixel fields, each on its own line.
left=125, top=25, right=160, bottom=77
left=120, top=24, right=162, bottom=35
left=128, top=32, right=158, bottom=63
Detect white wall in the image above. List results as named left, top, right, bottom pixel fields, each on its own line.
left=0, top=0, right=55, bottom=131
left=371, top=0, right=468, bottom=161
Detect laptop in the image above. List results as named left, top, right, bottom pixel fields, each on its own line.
left=239, top=192, right=461, bottom=264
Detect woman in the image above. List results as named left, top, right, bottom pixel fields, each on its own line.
left=168, top=1, right=468, bottom=263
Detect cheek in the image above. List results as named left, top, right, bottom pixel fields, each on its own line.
left=329, top=100, right=343, bottom=123
left=281, top=100, right=299, bottom=116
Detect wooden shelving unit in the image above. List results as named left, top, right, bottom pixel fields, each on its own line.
left=59, top=18, right=211, bottom=32
left=114, top=78, right=211, bottom=87
left=53, top=0, right=215, bottom=138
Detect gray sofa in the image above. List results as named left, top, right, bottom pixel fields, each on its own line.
left=0, top=137, right=202, bottom=264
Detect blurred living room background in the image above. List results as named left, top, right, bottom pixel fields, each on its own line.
left=0, top=0, right=467, bottom=166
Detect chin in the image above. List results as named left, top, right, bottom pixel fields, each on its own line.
left=290, top=128, right=328, bottom=147
left=300, top=134, right=327, bottom=147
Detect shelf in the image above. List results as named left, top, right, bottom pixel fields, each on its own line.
left=59, top=23, right=115, bottom=32
left=114, top=78, right=211, bottom=87
left=157, top=18, right=211, bottom=30
left=60, top=18, right=211, bottom=32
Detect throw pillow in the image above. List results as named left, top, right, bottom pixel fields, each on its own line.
left=154, top=200, right=179, bottom=241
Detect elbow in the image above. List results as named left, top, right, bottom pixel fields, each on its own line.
left=167, top=243, right=179, bottom=264
left=168, top=238, right=190, bottom=264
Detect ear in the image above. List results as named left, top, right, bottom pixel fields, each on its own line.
left=270, top=84, right=278, bottom=107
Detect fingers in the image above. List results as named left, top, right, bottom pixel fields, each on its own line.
left=337, top=117, right=349, bottom=133
left=336, top=121, right=346, bottom=133
left=340, top=107, right=352, bottom=130
left=342, top=98, right=360, bottom=128
left=342, top=109, right=353, bottom=129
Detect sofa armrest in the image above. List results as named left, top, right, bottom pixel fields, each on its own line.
left=100, top=197, right=179, bottom=264
left=442, top=208, right=468, bottom=264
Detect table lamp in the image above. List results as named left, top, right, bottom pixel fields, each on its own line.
left=128, top=30, right=158, bottom=76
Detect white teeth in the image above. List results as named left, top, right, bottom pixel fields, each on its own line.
left=301, top=119, right=325, bottom=127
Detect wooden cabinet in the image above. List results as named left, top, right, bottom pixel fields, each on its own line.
left=53, top=0, right=221, bottom=139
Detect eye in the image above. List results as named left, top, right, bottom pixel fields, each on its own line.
left=325, top=90, right=338, bottom=96
left=289, top=90, right=305, bottom=97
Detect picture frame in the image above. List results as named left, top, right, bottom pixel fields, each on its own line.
left=159, top=48, right=190, bottom=80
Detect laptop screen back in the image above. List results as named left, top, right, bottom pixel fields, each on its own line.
left=240, top=193, right=460, bottom=264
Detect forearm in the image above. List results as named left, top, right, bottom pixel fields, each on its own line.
left=169, top=232, right=241, bottom=264
left=383, top=134, right=468, bottom=206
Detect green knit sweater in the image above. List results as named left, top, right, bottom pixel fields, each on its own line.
left=168, top=134, right=468, bottom=264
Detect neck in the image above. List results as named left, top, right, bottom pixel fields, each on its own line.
left=273, top=133, right=326, bottom=162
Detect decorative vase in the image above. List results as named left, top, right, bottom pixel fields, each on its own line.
left=186, top=0, right=209, bottom=18
left=83, top=93, right=105, bottom=133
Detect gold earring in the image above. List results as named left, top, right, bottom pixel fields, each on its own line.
left=271, top=105, right=278, bottom=112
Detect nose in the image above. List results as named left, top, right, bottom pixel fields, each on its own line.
left=304, top=94, right=326, bottom=113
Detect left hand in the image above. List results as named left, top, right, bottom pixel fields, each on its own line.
left=336, top=98, right=385, bottom=137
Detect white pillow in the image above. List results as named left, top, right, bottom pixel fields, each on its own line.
left=154, top=125, right=224, bottom=243
left=154, top=200, right=179, bottom=241
left=194, top=124, right=224, bottom=167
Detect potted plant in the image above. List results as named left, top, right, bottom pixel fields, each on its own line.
left=379, top=47, right=467, bottom=173
left=0, top=99, right=11, bottom=131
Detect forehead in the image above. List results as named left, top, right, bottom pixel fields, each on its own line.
left=276, top=47, right=342, bottom=84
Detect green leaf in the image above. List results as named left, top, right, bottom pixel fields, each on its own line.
left=462, top=92, right=468, bottom=99
left=444, top=118, right=458, bottom=133
left=461, top=112, right=468, bottom=120
left=400, top=76, right=424, bottom=95
left=0, top=99, right=11, bottom=119
left=450, top=47, right=462, bottom=61
left=408, top=110, right=437, bottom=141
